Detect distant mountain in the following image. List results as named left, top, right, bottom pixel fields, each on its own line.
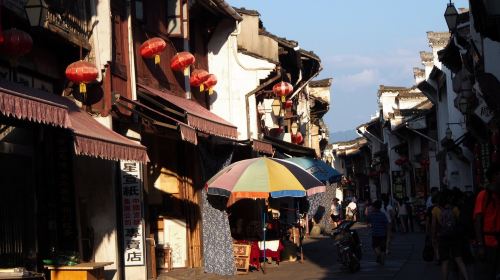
left=329, top=129, right=359, bottom=143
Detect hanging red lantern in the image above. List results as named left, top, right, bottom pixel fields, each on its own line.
left=139, top=37, right=166, bottom=65
left=203, top=74, right=217, bottom=95
left=0, top=28, right=32, bottom=58
left=190, top=69, right=210, bottom=91
left=65, top=60, right=99, bottom=93
left=272, top=81, right=293, bottom=102
left=170, top=51, right=195, bottom=75
left=294, top=132, right=304, bottom=144
left=284, top=99, right=293, bottom=109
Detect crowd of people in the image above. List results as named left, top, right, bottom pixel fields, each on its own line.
left=328, top=163, right=500, bottom=280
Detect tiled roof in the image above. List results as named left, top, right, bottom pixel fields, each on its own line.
left=420, top=51, right=433, bottom=62
left=378, top=85, right=425, bottom=99
left=233, top=7, right=260, bottom=16
left=427, top=31, right=451, bottom=47
left=310, top=78, right=332, bottom=88
left=413, top=67, right=425, bottom=77
left=199, top=0, right=242, bottom=21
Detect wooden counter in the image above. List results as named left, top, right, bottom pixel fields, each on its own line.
left=44, top=262, right=113, bottom=280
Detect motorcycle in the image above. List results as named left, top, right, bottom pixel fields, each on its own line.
left=331, top=220, right=362, bottom=272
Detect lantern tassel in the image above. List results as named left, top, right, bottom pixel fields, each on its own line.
left=80, top=83, right=87, bottom=93
left=209, top=88, right=214, bottom=95
left=281, top=96, right=285, bottom=103
left=154, top=54, right=160, bottom=65
left=200, top=84, right=204, bottom=92
left=183, top=68, right=189, bottom=76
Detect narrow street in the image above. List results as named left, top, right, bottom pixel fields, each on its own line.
left=161, top=225, right=441, bottom=280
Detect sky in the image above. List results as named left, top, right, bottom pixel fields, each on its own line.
left=226, top=0, right=469, bottom=133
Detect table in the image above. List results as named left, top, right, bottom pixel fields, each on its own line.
left=44, top=262, right=113, bottom=280
left=249, top=240, right=284, bottom=269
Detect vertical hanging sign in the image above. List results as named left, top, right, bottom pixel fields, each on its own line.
left=120, top=161, right=145, bottom=266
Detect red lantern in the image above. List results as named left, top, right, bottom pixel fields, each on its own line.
left=170, top=51, right=195, bottom=75
left=272, top=81, right=293, bottom=102
left=139, top=37, right=166, bottom=65
left=65, top=60, right=99, bottom=93
left=190, top=69, right=210, bottom=91
left=0, top=28, right=32, bottom=58
left=203, top=74, right=217, bottom=95
left=285, top=99, right=293, bottom=109
left=294, top=132, right=304, bottom=144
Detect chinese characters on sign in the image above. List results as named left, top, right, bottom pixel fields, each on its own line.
left=120, top=161, right=145, bottom=266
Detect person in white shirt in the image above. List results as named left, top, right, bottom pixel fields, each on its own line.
left=346, top=198, right=358, bottom=221
left=330, top=198, right=341, bottom=228
left=382, top=198, right=395, bottom=254
left=426, top=187, right=439, bottom=209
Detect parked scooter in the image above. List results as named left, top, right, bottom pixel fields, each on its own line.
left=331, top=220, right=362, bottom=272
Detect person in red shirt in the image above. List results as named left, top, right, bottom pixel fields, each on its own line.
left=474, top=163, right=500, bottom=280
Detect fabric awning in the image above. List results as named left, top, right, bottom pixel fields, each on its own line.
left=263, top=135, right=317, bottom=157
left=138, top=84, right=238, bottom=139
left=252, top=139, right=273, bottom=155
left=117, top=95, right=198, bottom=145
left=0, top=81, right=148, bottom=163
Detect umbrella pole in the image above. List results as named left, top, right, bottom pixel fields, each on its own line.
left=298, top=200, right=304, bottom=263
left=262, top=204, right=266, bottom=274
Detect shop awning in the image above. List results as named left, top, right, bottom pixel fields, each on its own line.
left=0, top=81, right=148, bottom=163
left=252, top=139, right=273, bottom=155
left=116, top=95, right=198, bottom=145
left=263, top=135, right=317, bottom=157
left=138, top=84, right=238, bottom=139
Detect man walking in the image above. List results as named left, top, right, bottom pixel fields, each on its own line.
left=474, top=163, right=500, bottom=280
left=367, top=200, right=388, bottom=265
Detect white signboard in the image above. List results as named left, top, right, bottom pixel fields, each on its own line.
left=120, top=161, right=145, bottom=266
left=474, top=95, right=494, bottom=124
left=164, top=219, right=188, bottom=268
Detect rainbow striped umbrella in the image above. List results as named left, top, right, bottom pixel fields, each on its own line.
left=206, top=157, right=326, bottom=199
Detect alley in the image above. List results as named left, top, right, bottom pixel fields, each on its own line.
left=2, top=0, right=500, bottom=279
left=161, top=225, right=441, bottom=280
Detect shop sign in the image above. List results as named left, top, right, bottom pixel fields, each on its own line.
left=474, top=95, right=493, bottom=124
left=120, top=161, right=145, bottom=266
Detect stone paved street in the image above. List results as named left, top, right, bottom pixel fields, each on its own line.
left=160, top=224, right=443, bottom=280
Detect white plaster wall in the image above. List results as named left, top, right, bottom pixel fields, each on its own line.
left=208, top=20, right=275, bottom=140
left=428, top=150, right=440, bottom=189
left=484, top=38, right=500, bottom=80
left=398, top=98, right=427, bottom=110
left=380, top=93, right=398, bottom=119
left=90, top=0, right=112, bottom=81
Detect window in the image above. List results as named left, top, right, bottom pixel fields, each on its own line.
left=167, top=0, right=188, bottom=38
left=135, top=0, right=144, bottom=21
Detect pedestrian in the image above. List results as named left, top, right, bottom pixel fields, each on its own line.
left=398, top=198, right=409, bottom=233
left=474, top=163, right=500, bottom=280
left=346, top=198, right=358, bottom=222
left=427, top=187, right=439, bottom=209
left=406, top=197, right=415, bottom=232
left=330, top=198, right=342, bottom=229
left=367, top=200, right=388, bottom=265
left=382, top=196, right=395, bottom=255
left=432, top=191, right=470, bottom=280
